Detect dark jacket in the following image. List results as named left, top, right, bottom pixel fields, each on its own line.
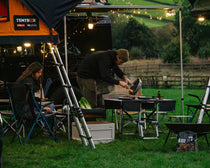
left=20, top=77, right=40, bottom=92
left=77, top=50, right=125, bottom=84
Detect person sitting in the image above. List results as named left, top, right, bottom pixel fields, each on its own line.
left=16, top=61, right=54, bottom=113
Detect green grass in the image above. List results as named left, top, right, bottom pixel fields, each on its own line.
left=142, top=88, right=205, bottom=113
left=3, top=134, right=210, bottom=168
left=3, top=88, right=210, bottom=167
left=108, top=0, right=178, bottom=27
left=108, top=0, right=175, bottom=6
left=133, top=16, right=168, bottom=27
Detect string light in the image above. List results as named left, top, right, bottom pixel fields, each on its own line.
left=198, top=16, right=205, bottom=22
left=17, top=46, right=22, bottom=52
left=88, top=23, right=94, bottom=29
left=90, top=48, right=95, bottom=52
left=88, top=17, right=94, bottom=30
left=165, top=10, right=176, bottom=17
left=69, top=8, right=178, bottom=40
left=24, top=42, right=31, bottom=47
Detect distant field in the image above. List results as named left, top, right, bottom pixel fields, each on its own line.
left=131, top=16, right=169, bottom=27
left=108, top=0, right=175, bottom=6
left=108, top=0, right=178, bottom=27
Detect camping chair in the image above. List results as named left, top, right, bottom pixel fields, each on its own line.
left=185, top=93, right=210, bottom=123
left=35, top=79, right=67, bottom=133
left=119, top=99, right=139, bottom=135
left=6, top=82, right=57, bottom=144
left=157, top=99, right=176, bottom=133
left=44, top=78, right=53, bottom=97
left=120, top=99, right=159, bottom=139
left=182, top=78, right=210, bottom=123
left=139, top=101, right=159, bottom=139
left=0, top=83, right=18, bottom=135
left=164, top=78, right=210, bottom=146
left=0, top=111, right=17, bottom=135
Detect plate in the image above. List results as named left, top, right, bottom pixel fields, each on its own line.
left=118, top=96, right=135, bottom=100
left=138, top=96, right=153, bottom=99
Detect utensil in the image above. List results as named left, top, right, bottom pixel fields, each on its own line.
left=129, top=78, right=142, bottom=95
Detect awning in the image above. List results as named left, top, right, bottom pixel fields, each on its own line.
left=21, top=0, right=83, bottom=29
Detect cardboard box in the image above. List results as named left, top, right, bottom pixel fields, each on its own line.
left=72, top=121, right=115, bottom=144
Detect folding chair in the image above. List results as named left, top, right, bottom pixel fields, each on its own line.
left=185, top=93, right=210, bottom=123
left=36, top=79, right=67, bottom=134
left=0, top=111, right=16, bottom=134
left=157, top=99, right=176, bottom=133
left=6, top=82, right=57, bottom=144
left=120, top=100, right=139, bottom=135
left=120, top=99, right=159, bottom=139
left=44, top=78, right=53, bottom=97
left=139, top=101, right=159, bottom=139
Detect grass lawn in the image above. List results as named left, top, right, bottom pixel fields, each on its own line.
left=108, top=0, right=175, bottom=6
left=2, top=88, right=210, bottom=168
left=107, top=0, right=177, bottom=28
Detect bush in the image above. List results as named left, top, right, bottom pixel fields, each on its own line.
left=198, top=42, right=210, bottom=59
left=162, top=39, right=190, bottom=63
left=129, top=46, right=145, bottom=60
left=108, top=13, right=128, bottom=49
left=109, top=15, right=159, bottom=58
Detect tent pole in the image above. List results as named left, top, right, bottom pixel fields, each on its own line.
left=64, top=16, right=68, bottom=75
left=64, top=15, right=70, bottom=140
left=179, top=9, right=184, bottom=123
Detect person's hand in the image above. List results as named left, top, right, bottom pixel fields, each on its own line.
left=123, top=75, right=132, bottom=84
left=41, top=98, right=48, bottom=102
left=119, top=81, right=129, bottom=89
left=43, top=107, right=51, bottom=113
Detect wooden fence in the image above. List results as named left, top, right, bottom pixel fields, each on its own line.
left=132, top=75, right=209, bottom=88
left=120, top=63, right=210, bottom=88
left=121, top=63, right=210, bottom=75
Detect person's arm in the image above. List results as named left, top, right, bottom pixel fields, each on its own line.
left=98, top=64, right=129, bottom=88
left=123, top=75, right=132, bottom=84
left=113, top=65, right=132, bottom=84
left=113, top=64, right=124, bottom=79
left=98, top=57, right=120, bottom=85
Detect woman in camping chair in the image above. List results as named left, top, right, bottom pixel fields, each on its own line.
left=16, top=61, right=55, bottom=113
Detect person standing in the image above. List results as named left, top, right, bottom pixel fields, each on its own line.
left=77, top=49, right=131, bottom=107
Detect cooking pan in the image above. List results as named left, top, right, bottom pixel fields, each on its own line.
left=129, top=78, right=142, bottom=95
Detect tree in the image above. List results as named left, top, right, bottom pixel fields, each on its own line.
left=174, top=0, right=210, bottom=56
left=162, top=38, right=190, bottom=63
left=121, top=18, right=159, bottom=58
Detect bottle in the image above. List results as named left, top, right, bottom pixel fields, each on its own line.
left=158, top=91, right=161, bottom=99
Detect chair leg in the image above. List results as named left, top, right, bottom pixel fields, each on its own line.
left=204, top=134, right=209, bottom=146
left=164, top=131, right=172, bottom=145
left=114, top=109, right=119, bottom=131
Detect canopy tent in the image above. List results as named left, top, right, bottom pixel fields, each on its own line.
left=0, top=0, right=82, bottom=44
left=21, top=0, right=82, bottom=29
left=72, top=3, right=185, bottom=121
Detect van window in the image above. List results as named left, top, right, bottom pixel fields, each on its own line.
left=0, top=0, right=9, bottom=22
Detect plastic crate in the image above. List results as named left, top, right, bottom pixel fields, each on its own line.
left=72, top=121, right=115, bottom=144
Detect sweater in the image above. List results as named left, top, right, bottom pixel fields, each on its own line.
left=77, top=50, right=124, bottom=85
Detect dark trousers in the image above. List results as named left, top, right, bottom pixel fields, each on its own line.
left=77, top=77, right=114, bottom=107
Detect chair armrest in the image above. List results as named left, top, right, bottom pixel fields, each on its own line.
left=185, top=104, right=201, bottom=109
left=188, top=94, right=200, bottom=102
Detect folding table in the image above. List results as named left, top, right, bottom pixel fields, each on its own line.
left=104, top=97, right=159, bottom=139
